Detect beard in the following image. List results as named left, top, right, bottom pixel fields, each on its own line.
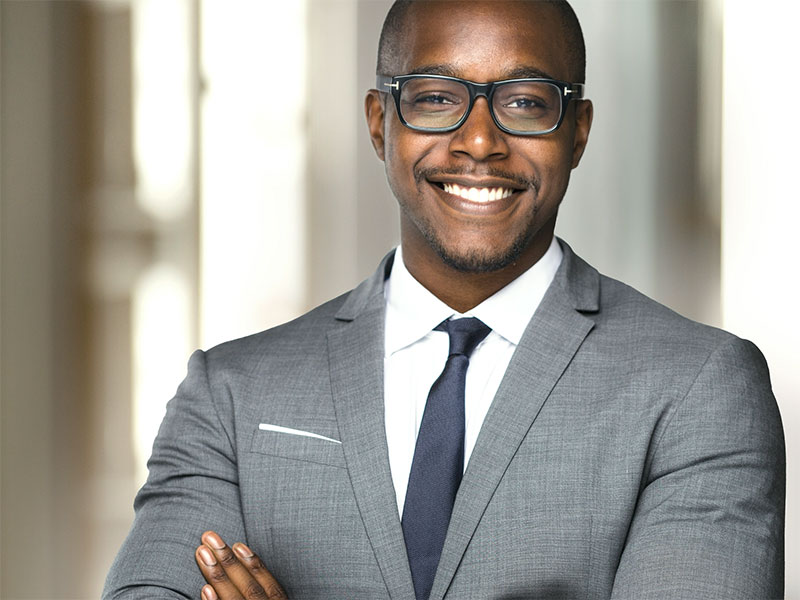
left=408, top=209, right=538, bottom=273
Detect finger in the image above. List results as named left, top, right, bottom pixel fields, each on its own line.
left=231, top=542, right=287, bottom=599
left=201, top=584, right=219, bottom=600
left=200, top=531, right=272, bottom=600
left=195, top=543, right=245, bottom=600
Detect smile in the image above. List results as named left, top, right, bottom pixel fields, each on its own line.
left=440, top=182, right=516, bottom=203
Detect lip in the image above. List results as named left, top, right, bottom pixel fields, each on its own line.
left=427, top=175, right=527, bottom=191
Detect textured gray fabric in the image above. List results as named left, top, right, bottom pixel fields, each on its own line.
left=103, top=240, right=784, bottom=599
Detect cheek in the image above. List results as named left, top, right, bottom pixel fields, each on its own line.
left=383, top=144, right=412, bottom=200
left=383, top=123, right=411, bottom=175
left=516, top=138, right=574, bottom=195
left=383, top=129, right=438, bottom=190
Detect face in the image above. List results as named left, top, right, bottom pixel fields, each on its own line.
left=366, top=1, right=592, bottom=275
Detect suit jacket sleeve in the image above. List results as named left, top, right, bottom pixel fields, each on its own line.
left=610, top=337, right=785, bottom=599
left=103, top=349, right=244, bottom=599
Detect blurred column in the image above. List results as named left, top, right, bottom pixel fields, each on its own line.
left=306, top=0, right=359, bottom=306
left=356, top=0, right=399, bottom=282
left=560, top=0, right=720, bottom=325
left=61, top=0, right=202, bottom=594
left=130, top=0, right=198, bottom=488
left=199, top=0, right=308, bottom=347
left=721, top=1, right=800, bottom=595
left=306, top=0, right=398, bottom=308
left=1, top=3, right=61, bottom=596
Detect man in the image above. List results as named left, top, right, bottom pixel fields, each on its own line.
left=104, top=1, right=785, bottom=599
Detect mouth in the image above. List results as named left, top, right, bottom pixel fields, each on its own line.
left=437, top=182, right=517, bottom=203
left=419, top=169, right=534, bottom=215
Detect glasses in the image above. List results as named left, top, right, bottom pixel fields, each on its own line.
left=377, top=74, right=585, bottom=136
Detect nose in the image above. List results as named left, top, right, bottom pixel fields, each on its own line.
left=448, top=96, right=509, bottom=162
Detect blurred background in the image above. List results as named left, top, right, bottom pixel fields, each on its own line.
left=1, top=0, right=798, bottom=597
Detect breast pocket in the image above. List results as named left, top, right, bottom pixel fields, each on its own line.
left=248, top=423, right=347, bottom=468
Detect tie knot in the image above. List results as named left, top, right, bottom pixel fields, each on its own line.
left=436, top=317, right=491, bottom=358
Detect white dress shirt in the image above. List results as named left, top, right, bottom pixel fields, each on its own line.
left=383, top=238, right=563, bottom=516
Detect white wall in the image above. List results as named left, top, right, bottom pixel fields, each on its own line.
left=721, top=1, right=800, bottom=594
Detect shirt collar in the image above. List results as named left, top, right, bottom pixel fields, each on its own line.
left=384, top=238, right=563, bottom=356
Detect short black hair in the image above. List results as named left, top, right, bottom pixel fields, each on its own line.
left=376, top=0, right=586, bottom=83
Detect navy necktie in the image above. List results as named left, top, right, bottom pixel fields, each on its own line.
left=401, top=317, right=491, bottom=600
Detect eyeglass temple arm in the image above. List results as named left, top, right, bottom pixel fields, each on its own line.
left=565, top=83, right=585, bottom=99
left=376, top=74, right=397, bottom=90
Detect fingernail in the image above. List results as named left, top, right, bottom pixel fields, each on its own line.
left=234, top=542, right=254, bottom=558
left=198, top=546, right=217, bottom=566
left=204, top=532, right=225, bottom=550
left=202, top=585, right=218, bottom=600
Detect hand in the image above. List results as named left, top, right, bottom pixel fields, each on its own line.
left=195, top=530, right=287, bottom=600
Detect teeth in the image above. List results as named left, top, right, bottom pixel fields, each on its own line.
left=441, top=182, right=515, bottom=202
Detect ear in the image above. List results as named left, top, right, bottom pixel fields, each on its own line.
left=365, top=90, right=387, bottom=161
left=570, top=99, right=593, bottom=169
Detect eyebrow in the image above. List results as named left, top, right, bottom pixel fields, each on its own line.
left=408, top=63, right=557, bottom=81
left=504, top=66, right=556, bottom=80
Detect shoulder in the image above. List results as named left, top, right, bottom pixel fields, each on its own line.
left=198, top=250, right=393, bottom=379
left=556, top=241, right=740, bottom=362
left=594, top=272, right=743, bottom=363
left=176, top=291, right=359, bottom=418
left=201, top=290, right=351, bottom=375
left=556, top=247, right=775, bottom=410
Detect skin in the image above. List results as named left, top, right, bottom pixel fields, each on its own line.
left=195, top=531, right=286, bottom=600
left=196, top=1, right=592, bottom=597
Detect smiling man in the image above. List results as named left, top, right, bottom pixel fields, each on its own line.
left=104, top=2, right=784, bottom=599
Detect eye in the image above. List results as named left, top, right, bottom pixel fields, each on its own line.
left=503, top=96, right=548, bottom=110
left=412, top=92, right=461, bottom=106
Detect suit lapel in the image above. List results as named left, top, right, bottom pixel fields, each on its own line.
left=429, top=242, right=600, bottom=600
left=327, top=252, right=416, bottom=600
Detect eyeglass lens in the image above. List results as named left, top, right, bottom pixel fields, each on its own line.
left=398, top=78, right=563, bottom=133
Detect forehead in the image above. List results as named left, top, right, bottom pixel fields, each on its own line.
left=396, top=1, right=570, bottom=82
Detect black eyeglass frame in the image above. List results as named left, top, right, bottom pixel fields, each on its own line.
left=376, top=73, right=585, bottom=136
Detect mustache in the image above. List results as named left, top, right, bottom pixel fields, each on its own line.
left=414, top=166, right=538, bottom=191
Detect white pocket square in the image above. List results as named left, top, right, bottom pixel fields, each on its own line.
left=258, top=423, right=342, bottom=444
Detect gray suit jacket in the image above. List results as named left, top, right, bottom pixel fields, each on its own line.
left=104, top=241, right=785, bottom=599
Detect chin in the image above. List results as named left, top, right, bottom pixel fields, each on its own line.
left=430, top=234, right=531, bottom=274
